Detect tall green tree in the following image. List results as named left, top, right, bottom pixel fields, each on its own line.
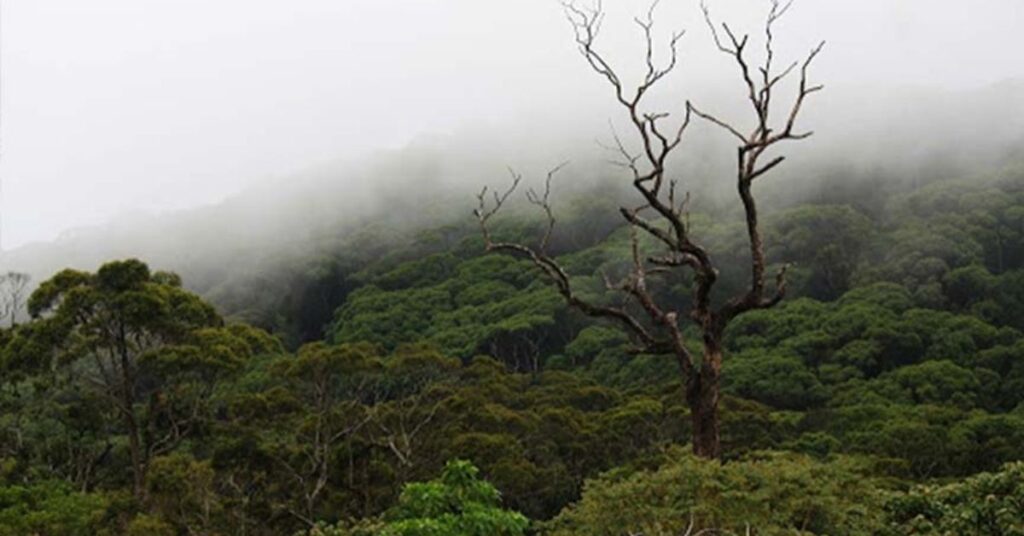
left=20, top=259, right=275, bottom=499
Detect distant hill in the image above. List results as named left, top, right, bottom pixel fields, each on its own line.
left=2, top=79, right=1021, bottom=334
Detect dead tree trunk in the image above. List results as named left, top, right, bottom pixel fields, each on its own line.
left=476, top=0, right=824, bottom=459
left=688, top=340, right=722, bottom=459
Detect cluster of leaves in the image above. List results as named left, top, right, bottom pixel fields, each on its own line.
left=0, top=480, right=108, bottom=536
left=310, top=460, right=528, bottom=536
left=884, top=461, right=1024, bottom=535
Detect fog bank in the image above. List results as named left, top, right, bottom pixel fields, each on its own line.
left=1, top=0, right=1021, bottom=248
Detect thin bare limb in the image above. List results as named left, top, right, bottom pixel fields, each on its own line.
left=474, top=170, right=660, bottom=351
left=696, top=0, right=824, bottom=321
left=688, top=102, right=746, bottom=143
left=526, top=161, right=570, bottom=252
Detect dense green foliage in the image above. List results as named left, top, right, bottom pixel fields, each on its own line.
left=885, top=461, right=1024, bottom=535
left=310, top=459, right=529, bottom=536
left=2, top=164, right=1024, bottom=533
left=547, top=448, right=886, bottom=535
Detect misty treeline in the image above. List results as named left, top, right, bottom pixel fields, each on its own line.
left=3, top=2, right=1024, bottom=536
left=1, top=78, right=1021, bottom=329
left=4, top=156, right=1024, bottom=534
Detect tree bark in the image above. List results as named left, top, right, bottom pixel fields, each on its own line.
left=118, top=332, right=146, bottom=501
left=122, top=404, right=146, bottom=500
left=686, top=343, right=722, bottom=459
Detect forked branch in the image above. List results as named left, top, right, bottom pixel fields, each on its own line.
left=474, top=166, right=662, bottom=353
left=524, top=161, right=569, bottom=253
left=697, top=0, right=824, bottom=320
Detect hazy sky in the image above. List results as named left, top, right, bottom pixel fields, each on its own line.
left=1, top=0, right=1021, bottom=249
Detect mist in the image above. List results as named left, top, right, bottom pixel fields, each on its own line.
left=1, top=0, right=1022, bottom=294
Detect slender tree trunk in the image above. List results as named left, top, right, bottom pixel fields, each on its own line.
left=686, top=342, right=722, bottom=459
left=118, top=342, right=146, bottom=500
left=122, top=405, right=146, bottom=499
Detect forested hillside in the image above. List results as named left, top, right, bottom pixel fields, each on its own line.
left=2, top=77, right=1021, bottom=339
left=2, top=155, right=1024, bottom=534
left=3, top=0, right=1023, bottom=532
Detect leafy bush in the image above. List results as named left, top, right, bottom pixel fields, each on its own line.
left=308, top=460, right=528, bottom=536
left=885, top=461, right=1024, bottom=535
left=547, top=447, right=885, bottom=535
left=0, top=480, right=108, bottom=536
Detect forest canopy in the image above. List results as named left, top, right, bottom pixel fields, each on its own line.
left=2, top=0, right=1024, bottom=534
left=2, top=158, right=1024, bottom=534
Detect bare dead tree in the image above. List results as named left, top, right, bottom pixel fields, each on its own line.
left=368, top=390, right=445, bottom=478
left=272, top=371, right=372, bottom=527
left=475, top=0, right=824, bottom=459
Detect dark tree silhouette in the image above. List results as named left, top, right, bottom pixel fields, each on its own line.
left=476, top=0, right=825, bottom=459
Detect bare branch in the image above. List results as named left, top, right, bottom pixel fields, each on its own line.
left=525, top=162, right=570, bottom=252
left=781, top=40, right=826, bottom=140
left=475, top=168, right=660, bottom=350
left=694, top=0, right=823, bottom=323
left=473, top=169, right=522, bottom=247
left=598, top=120, right=642, bottom=179
left=749, top=155, right=785, bottom=181
left=688, top=101, right=746, bottom=143
left=566, top=0, right=690, bottom=195
left=634, top=0, right=686, bottom=92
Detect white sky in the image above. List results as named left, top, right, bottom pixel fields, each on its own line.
left=1, top=0, right=1021, bottom=249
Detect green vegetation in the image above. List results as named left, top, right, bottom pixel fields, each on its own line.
left=885, top=461, right=1024, bottom=534
left=2, top=164, right=1024, bottom=533
left=310, top=459, right=529, bottom=536
left=547, top=448, right=886, bottom=535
